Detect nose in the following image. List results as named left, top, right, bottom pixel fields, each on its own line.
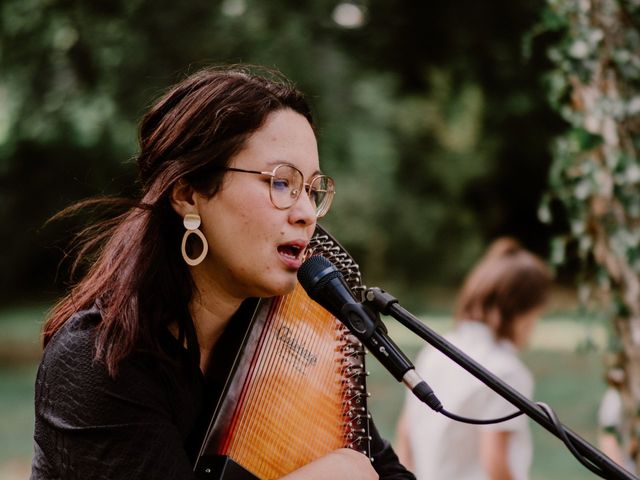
left=289, top=190, right=317, bottom=226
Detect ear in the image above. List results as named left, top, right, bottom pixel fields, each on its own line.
left=170, top=179, right=198, bottom=218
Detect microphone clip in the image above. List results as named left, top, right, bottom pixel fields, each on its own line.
left=340, top=302, right=384, bottom=339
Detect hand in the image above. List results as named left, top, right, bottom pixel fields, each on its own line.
left=280, top=448, right=378, bottom=480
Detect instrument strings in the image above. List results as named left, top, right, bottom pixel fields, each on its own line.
left=223, top=283, right=348, bottom=478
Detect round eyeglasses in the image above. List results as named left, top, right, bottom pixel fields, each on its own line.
left=222, top=163, right=335, bottom=218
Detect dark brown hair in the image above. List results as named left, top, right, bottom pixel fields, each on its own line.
left=43, top=65, right=314, bottom=376
left=454, top=237, right=552, bottom=341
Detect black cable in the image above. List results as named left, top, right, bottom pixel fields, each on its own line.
left=439, top=407, right=524, bottom=425
left=537, top=402, right=607, bottom=479
left=436, top=400, right=608, bottom=478
left=413, top=373, right=530, bottom=428
left=434, top=400, right=607, bottom=477
left=412, top=377, right=525, bottom=425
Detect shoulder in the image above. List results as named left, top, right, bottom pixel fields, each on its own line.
left=36, top=307, right=115, bottom=426
left=36, top=306, right=177, bottom=416
left=33, top=310, right=203, bottom=480
left=36, top=309, right=193, bottom=424
left=41, top=305, right=102, bottom=371
left=487, top=341, right=533, bottom=396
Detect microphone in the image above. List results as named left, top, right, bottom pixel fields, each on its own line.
left=297, top=256, right=442, bottom=411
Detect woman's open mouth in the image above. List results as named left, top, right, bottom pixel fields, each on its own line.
left=277, top=243, right=306, bottom=269
left=278, top=244, right=302, bottom=259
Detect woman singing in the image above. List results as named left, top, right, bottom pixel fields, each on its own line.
left=31, top=65, right=413, bottom=480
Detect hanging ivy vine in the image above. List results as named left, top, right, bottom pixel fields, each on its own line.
left=539, top=0, right=640, bottom=467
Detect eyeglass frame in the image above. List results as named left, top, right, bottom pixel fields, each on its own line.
left=220, top=163, right=335, bottom=218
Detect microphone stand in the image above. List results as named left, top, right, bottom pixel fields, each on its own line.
left=364, top=287, right=638, bottom=480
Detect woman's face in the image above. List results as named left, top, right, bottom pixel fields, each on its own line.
left=194, top=108, right=320, bottom=301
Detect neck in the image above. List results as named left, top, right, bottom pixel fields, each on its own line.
left=186, top=257, right=261, bottom=372
left=189, top=288, right=242, bottom=371
left=185, top=263, right=248, bottom=371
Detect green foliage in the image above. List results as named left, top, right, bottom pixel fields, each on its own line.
left=1, top=0, right=559, bottom=306
left=539, top=0, right=640, bottom=315
left=539, top=0, right=640, bottom=468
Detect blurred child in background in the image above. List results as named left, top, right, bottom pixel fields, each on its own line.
left=395, top=238, right=551, bottom=480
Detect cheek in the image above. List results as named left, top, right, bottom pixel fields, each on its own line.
left=232, top=209, right=281, bottom=261
left=215, top=190, right=261, bottom=232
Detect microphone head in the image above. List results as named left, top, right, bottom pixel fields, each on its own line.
left=297, top=256, right=342, bottom=299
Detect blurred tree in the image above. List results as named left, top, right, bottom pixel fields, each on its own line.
left=1, top=0, right=560, bottom=308
left=0, top=0, right=355, bottom=299
left=539, top=0, right=640, bottom=470
left=326, top=0, right=564, bottom=299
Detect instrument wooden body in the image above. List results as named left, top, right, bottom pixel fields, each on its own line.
left=194, top=226, right=370, bottom=480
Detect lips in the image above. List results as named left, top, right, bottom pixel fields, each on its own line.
left=278, top=244, right=302, bottom=258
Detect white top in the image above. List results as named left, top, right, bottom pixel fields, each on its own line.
left=598, top=387, right=636, bottom=473
left=403, top=321, right=534, bottom=480
left=598, top=387, right=622, bottom=429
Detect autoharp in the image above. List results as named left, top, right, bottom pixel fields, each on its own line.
left=194, top=225, right=370, bottom=480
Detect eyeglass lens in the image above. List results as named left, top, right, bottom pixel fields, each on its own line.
left=270, top=164, right=333, bottom=217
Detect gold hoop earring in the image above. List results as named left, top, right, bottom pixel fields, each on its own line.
left=181, top=213, right=208, bottom=266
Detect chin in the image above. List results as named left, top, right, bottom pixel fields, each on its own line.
left=272, top=279, right=298, bottom=297
left=253, top=275, right=298, bottom=299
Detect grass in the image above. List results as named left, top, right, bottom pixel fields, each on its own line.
left=0, top=304, right=46, bottom=365
left=526, top=351, right=605, bottom=479
left=0, top=304, right=45, bottom=477
left=0, top=304, right=613, bottom=479
left=0, top=365, right=39, bottom=467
